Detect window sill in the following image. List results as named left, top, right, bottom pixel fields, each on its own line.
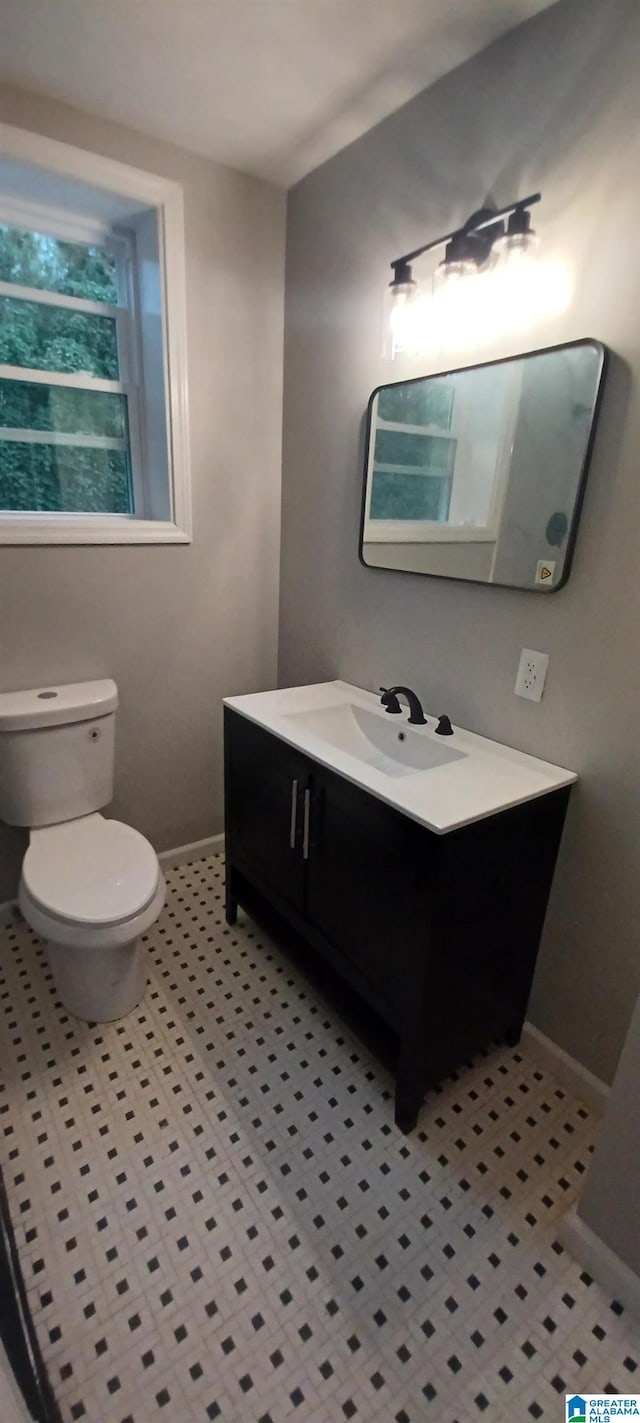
left=0, top=515, right=192, bottom=546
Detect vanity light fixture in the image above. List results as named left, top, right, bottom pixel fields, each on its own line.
left=382, top=193, right=542, bottom=359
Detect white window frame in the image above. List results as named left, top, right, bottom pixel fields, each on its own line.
left=0, top=123, right=192, bottom=545
left=364, top=403, right=498, bottom=545
left=364, top=371, right=519, bottom=547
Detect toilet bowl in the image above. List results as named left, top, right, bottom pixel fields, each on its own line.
left=0, top=679, right=167, bottom=1023
left=18, top=813, right=165, bottom=1021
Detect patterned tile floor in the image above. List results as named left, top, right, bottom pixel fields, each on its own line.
left=0, top=854, right=638, bottom=1423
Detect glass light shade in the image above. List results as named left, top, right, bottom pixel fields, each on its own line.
left=431, top=258, right=479, bottom=352
left=490, top=231, right=540, bottom=332
left=381, top=279, right=418, bottom=359
left=492, top=228, right=539, bottom=266
left=432, top=257, right=478, bottom=291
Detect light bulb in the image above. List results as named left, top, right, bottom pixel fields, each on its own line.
left=432, top=257, right=479, bottom=352
left=493, top=239, right=538, bottom=334
left=432, top=257, right=478, bottom=291
left=493, top=229, right=540, bottom=266
left=381, top=266, right=418, bottom=359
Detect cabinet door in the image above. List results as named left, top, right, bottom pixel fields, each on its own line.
left=224, top=711, right=308, bottom=913
left=305, top=765, right=430, bottom=1019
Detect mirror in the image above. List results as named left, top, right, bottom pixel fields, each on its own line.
left=360, top=339, right=606, bottom=591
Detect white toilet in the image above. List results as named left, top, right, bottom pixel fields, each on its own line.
left=0, top=680, right=165, bottom=1022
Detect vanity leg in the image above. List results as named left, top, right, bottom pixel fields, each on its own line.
left=394, top=1056, right=424, bottom=1133
left=394, top=1086, right=422, bottom=1135
left=395, top=1020, right=428, bottom=1133
left=224, top=864, right=238, bottom=926
left=504, top=1018, right=524, bottom=1048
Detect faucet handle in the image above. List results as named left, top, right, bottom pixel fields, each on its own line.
left=435, top=714, right=453, bottom=736
left=379, top=687, right=401, bottom=714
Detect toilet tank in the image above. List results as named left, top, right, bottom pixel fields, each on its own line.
left=0, top=680, right=118, bottom=828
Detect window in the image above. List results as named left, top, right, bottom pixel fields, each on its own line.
left=368, top=381, right=457, bottom=527
left=0, top=221, right=139, bottom=516
left=0, top=125, right=191, bottom=544
left=364, top=379, right=464, bottom=542
left=364, top=368, right=516, bottom=546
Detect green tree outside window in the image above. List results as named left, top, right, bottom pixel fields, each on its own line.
left=0, top=222, right=132, bottom=514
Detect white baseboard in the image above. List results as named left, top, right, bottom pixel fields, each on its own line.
left=559, top=1207, right=640, bottom=1319
left=522, top=1021, right=609, bottom=1116
left=158, top=834, right=224, bottom=870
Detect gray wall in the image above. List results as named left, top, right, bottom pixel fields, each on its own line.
left=280, top=0, right=640, bottom=1085
left=0, top=85, right=286, bottom=897
left=577, top=987, right=640, bottom=1275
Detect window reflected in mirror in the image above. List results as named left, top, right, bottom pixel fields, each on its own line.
left=361, top=340, right=606, bottom=591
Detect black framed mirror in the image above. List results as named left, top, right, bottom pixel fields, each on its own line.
left=360, top=338, right=607, bottom=591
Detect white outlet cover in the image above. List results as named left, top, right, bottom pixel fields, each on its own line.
left=515, top=647, right=549, bottom=702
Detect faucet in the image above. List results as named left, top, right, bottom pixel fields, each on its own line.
left=379, top=685, right=427, bottom=725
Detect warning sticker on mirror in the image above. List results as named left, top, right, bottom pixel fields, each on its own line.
left=535, top=560, right=556, bottom=584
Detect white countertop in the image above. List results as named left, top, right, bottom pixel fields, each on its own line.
left=223, top=681, right=577, bottom=834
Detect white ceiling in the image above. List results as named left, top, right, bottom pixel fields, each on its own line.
left=1, top=1, right=557, bottom=188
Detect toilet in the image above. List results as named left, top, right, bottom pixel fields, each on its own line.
left=0, top=680, right=165, bottom=1022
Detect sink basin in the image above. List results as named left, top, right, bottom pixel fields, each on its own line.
left=225, top=680, right=578, bottom=833
left=283, top=702, right=465, bottom=777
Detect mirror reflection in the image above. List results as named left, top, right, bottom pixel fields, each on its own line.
left=361, top=339, right=606, bottom=590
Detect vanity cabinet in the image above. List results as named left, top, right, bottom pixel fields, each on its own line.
left=303, top=764, right=426, bottom=1022
left=224, top=707, right=570, bottom=1132
left=223, top=716, right=309, bottom=914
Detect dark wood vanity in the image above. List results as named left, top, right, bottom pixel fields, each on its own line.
left=224, top=706, right=571, bottom=1132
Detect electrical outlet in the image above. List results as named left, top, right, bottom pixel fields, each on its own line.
left=515, top=647, right=549, bottom=702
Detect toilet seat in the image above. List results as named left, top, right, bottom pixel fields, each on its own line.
left=22, top=813, right=160, bottom=927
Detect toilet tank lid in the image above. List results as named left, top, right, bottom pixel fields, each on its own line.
left=0, top=679, right=118, bottom=731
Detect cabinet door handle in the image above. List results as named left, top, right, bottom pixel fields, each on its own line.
left=289, top=779, right=299, bottom=849
left=303, top=787, right=311, bottom=860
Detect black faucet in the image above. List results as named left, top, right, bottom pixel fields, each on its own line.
left=379, top=685, right=427, bottom=725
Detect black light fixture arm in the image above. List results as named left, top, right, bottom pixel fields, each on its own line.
left=390, top=192, right=541, bottom=279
